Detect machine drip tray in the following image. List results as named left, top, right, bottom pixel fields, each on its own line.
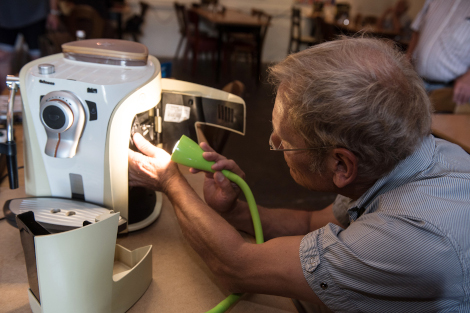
left=4, top=197, right=127, bottom=233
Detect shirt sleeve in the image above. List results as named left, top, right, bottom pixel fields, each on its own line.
left=299, top=211, right=464, bottom=312
left=411, top=0, right=433, bottom=31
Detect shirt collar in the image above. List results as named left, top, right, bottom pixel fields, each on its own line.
left=347, top=135, right=436, bottom=222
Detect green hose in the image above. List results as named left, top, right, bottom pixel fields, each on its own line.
left=205, top=170, right=264, bottom=313
left=205, top=293, right=243, bottom=313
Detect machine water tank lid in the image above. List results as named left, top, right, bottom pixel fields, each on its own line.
left=62, top=39, right=149, bottom=66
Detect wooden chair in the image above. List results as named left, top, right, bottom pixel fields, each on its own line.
left=123, top=1, right=150, bottom=42
left=66, top=5, right=105, bottom=39
left=288, top=7, right=318, bottom=54
left=354, top=14, right=378, bottom=28
left=183, top=7, right=218, bottom=75
left=174, top=2, right=189, bottom=60
left=225, top=9, right=272, bottom=76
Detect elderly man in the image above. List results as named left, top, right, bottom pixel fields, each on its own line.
left=128, top=37, right=470, bottom=312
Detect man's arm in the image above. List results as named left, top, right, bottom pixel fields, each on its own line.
left=166, top=174, right=324, bottom=303
left=128, top=134, right=325, bottom=304
left=222, top=201, right=342, bottom=240
left=453, top=69, right=470, bottom=105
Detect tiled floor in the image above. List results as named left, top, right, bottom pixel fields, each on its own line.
left=162, top=57, right=337, bottom=210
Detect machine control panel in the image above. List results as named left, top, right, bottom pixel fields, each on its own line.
left=42, top=101, right=73, bottom=131
left=40, top=91, right=86, bottom=158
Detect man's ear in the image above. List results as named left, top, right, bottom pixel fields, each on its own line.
left=329, top=148, right=358, bottom=188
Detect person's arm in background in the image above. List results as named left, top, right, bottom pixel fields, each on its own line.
left=405, top=30, right=419, bottom=61
left=405, top=0, right=428, bottom=62
left=453, top=69, right=470, bottom=105
left=47, top=0, right=60, bottom=30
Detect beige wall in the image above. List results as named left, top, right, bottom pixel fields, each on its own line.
left=125, top=0, right=426, bottom=63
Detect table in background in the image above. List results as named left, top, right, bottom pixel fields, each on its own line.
left=309, top=14, right=409, bottom=50
left=431, top=114, right=470, bottom=153
left=190, top=7, right=269, bottom=81
left=0, top=124, right=297, bottom=313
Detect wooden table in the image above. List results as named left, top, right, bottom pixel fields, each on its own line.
left=431, top=114, right=470, bottom=153
left=315, top=17, right=399, bottom=41
left=0, top=124, right=297, bottom=312
left=190, top=7, right=269, bottom=81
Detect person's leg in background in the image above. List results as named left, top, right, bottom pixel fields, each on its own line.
left=21, top=18, right=47, bottom=62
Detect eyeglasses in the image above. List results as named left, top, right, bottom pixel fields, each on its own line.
left=269, top=131, right=331, bottom=152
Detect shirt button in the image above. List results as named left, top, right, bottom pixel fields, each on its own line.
left=320, top=283, right=328, bottom=290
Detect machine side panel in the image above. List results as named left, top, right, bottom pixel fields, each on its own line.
left=104, top=55, right=162, bottom=222
left=161, top=78, right=246, bottom=135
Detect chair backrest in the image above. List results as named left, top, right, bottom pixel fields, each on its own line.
left=291, top=7, right=302, bottom=39
left=174, top=2, right=188, bottom=36
left=125, top=1, right=150, bottom=33
left=139, top=1, right=150, bottom=19
left=186, top=8, right=201, bottom=37
left=66, top=4, right=104, bottom=39
left=201, top=0, right=218, bottom=6
left=251, top=9, right=272, bottom=46
left=362, top=15, right=378, bottom=26
left=335, top=2, right=351, bottom=20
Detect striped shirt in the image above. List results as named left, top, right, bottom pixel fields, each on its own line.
left=299, top=135, right=470, bottom=312
left=410, top=0, right=470, bottom=83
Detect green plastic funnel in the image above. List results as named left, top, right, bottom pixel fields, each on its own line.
left=171, top=135, right=215, bottom=172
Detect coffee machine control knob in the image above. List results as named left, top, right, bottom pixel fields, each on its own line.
left=38, top=64, right=55, bottom=75
left=41, top=101, right=74, bottom=133
left=40, top=91, right=86, bottom=158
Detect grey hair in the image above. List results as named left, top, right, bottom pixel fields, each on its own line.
left=268, top=37, right=432, bottom=181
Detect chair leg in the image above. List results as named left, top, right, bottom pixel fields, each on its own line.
left=132, top=33, right=138, bottom=42
left=174, top=36, right=184, bottom=60
left=223, top=48, right=231, bottom=77
left=192, top=49, right=198, bottom=75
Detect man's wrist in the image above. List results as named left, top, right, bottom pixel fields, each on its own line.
left=161, top=168, right=185, bottom=195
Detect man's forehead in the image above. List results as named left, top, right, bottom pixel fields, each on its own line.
left=274, top=86, right=289, bottom=115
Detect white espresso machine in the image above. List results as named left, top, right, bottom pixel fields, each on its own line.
left=4, top=39, right=246, bottom=233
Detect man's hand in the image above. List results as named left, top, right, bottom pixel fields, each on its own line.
left=190, top=142, right=245, bottom=214
left=128, top=133, right=180, bottom=192
left=453, top=70, right=470, bottom=105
